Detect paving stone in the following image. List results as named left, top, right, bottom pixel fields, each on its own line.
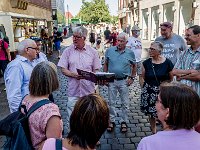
left=97, top=144, right=111, bottom=150
left=135, top=131, right=145, bottom=137
left=124, top=144, right=136, bottom=150
left=111, top=144, right=124, bottom=150
left=131, top=137, right=141, bottom=143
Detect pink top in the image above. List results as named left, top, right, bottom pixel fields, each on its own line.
left=137, top=129, right=200, bottom=150
left=0, top=39, right=8, bottom=60
left=42, top=138, right=68, bottom=150
left=22, top=99, right=63, bottom=149
left=58, top=44, right=101, bottom=97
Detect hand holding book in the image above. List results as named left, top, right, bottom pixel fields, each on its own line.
left=77, top=69, right=115, bottom=84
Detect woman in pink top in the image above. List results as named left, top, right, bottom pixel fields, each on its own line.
left=22, top=61, right=63, bottom=149
left=0, top=37, right=11, bottom=74
left=137, top=82, right=200, bottom=150
left=40, top=93, right=109, bottom=150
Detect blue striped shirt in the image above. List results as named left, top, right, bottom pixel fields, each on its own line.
left=175, top=47, right=200, bottom=96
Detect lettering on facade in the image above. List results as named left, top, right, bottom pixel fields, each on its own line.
left=10, top=0, right=28, bottom=10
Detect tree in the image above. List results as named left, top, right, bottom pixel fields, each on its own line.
left=111, top=15, right=118, bottom=25
left=77, top=0, right=111, bottom=24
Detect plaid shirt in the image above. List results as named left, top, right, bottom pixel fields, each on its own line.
left=175, top=47, right=200, bottom=96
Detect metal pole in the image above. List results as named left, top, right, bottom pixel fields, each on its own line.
left=67, top=4, right=69, bottom=26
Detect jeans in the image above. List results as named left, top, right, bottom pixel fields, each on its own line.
left=0, top=60, right=8, bottom=74
left=54, top=41, right=61, bottom=51
left=108, top=79, right=129, bottom=123
left=66, top=97, right=79, bottom=131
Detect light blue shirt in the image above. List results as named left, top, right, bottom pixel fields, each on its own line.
left=4, top=55, right=35, bottom=113
left=33, top=52, right=48, bottom=66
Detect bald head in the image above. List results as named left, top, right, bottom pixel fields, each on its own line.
left=17, top=39, right=36, bottom=55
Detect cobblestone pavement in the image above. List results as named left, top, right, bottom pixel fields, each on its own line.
left=0, top=36, right=157, bottom=150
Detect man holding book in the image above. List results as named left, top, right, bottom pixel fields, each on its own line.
left=57, top=26, right=101, bottom=131
left=103, top=32, right=136, bottom=133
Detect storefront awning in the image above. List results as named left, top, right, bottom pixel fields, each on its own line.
left=0, top=12, right=47, bottom=21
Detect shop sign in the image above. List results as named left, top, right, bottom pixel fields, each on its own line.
left=10, top=0, right=28, bottom=10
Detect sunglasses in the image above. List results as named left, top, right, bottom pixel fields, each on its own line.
left=160, top=24, right=171, bottom=28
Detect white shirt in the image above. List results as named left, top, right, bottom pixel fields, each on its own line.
left=126, top=36, right=142, bottom=62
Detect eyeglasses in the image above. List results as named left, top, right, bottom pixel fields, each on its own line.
left=27, top=47, right=38, bottom=51
left=73, top=35, right=83, bottom=39
left=149, top=47, right=157, bottom=51
left=117, top=39, right=126, bottom=42
left=184, top=34, right=195, bottom=38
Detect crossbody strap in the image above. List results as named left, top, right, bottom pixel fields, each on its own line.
left=151, top=59, right=160, bottom=85
left=27, top=99, right=52, bottom=117
left=56, top=139, right=62, bottom=150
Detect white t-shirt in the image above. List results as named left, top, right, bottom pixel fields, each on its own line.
left=126, top=36, right=142, bottom=62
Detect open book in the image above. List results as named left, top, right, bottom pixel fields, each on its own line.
left=77, top=69, right=115, bottom=83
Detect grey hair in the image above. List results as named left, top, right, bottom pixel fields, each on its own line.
left=117, top=32, right=128, bottom=42
left=17, top=39, right=36, bottom=55
left=73, top=26, right=88, bottom=38
left=151, top=41, right=163, bottom=53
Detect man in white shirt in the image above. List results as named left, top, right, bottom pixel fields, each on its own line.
left=126, top=25, right=143, bottom=87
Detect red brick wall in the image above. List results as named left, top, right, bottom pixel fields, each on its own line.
left=28, top=0, right=51, bottom=10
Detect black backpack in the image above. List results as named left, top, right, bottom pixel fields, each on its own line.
left=0, top=99, right=52, bottom=150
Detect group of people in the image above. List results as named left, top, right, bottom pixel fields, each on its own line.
left=0, top=22, right=200, bottom=150
left=39, top=27, right=62, bottom=58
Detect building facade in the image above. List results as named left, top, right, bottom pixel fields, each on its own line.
left=0, top=0, right=52, bottom=53
left=51, top=0, right=66, bottom=27
left=118, top=0, right=139, bottom=31
left=139, top=0, right=200, bottom=45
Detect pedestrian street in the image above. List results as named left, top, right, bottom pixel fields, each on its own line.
left=0, top=40, right=156, bottom=150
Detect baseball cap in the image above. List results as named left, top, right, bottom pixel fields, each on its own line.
left=160, top=22, right=173, bottom=29
left=131, top=25, right=141, bottom=31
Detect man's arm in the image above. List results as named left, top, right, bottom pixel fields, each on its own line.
left=103, top=59, right=108, bottom=72
left=4, top=65, right=23, bottom=113
left=61, top=67, right=83, bottom=80
left=127, top=63, right=137, bottom=86
left=172, top=69, right=194, bottom=81
left=178, top=69, right=200, bottom=81
left=130, top=63, right=136, bottom=78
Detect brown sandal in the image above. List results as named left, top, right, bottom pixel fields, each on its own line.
left=107, top=122, right=115, bottom=132
left=121, top=122, right=128, bottom=133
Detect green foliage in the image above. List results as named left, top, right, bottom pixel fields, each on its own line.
left=111, top=15, right=118, bottom=25
left=57, top=10, right=66, bottom=24
left=77, top=0, right=112, bottom=24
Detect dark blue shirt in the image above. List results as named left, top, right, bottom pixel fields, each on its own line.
left=143, top=58, right=174, bottom=86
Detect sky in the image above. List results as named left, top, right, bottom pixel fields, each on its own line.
left=65, top=0, right=118, bottom=16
